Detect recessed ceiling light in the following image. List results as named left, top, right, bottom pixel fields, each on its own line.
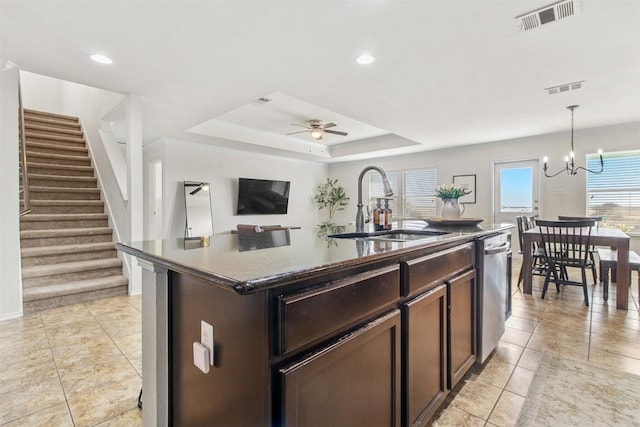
left=356, top=54, right=375, bottom=65
left=90, top=54, right=113, bottom=64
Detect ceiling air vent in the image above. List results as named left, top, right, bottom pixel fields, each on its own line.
left=516, top=0, right=580, bottom=31
left=545, top=80, right=585, bottom=95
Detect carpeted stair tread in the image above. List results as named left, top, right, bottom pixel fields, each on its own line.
left=19, top=213, right=108, bottom=230
left=25, top=132, right=85, bottom=144
left=26, top=150, right=90, bottom=162
left=26, top=155, right=91, bottom=169
left=23, top=275, right=128, bottom=302
left=22, top=258, right=123, bottom=279
left=29, top=173, right=96, bottom=182
left=24, top=109, right=79, bottom=122
left=27, top=174, right=97, bottom=188
left=29, top=186, right=100, bottom=195
left=27, top=162, right=94, bottom=175
left=23, top=116, right=81, bottom=130
left=21, top=241, right=115, bottom=257
left=30, top=200, right=104, bottom=207
left=28, top=200, right=105, bottom=214
left=20, top=213, right=108, bottom=223
left=21, top=226, right=112, bottom=239
left=25, top=123, right=84, bottom=136
left=26, top=141, right=88, bottom=154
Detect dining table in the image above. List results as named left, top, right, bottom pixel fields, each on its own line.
left=522, top=226, right=631, bottom=309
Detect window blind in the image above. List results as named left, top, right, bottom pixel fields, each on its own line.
left=403, top=168, right=437, bottom=218
left=369, top=168, right=437, bottom=223
left=586, top=150, right=640, bottom=234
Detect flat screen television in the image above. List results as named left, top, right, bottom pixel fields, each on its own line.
left=237, top=178, right=290, bottom=215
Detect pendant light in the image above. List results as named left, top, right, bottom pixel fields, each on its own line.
left=543, top=105, right=603, bottom=177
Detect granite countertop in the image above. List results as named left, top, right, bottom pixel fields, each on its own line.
left=116, top=222, right=514, bottom=294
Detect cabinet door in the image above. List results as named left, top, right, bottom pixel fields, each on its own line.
left=448, top=269, right=476, bottom=389
left=404, top=284, right=447, bottom=427
left=278, top=310, right=401, bottom=427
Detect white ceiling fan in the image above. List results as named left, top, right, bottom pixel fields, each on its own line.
left=287, top=119, right=349, bottom=141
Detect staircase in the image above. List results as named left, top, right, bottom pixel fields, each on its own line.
left=20, top=109, right=128, bottom=314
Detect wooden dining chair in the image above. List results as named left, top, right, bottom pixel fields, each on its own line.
left=558, top=215, right=602, bottom=284
left=536, top=219, right=596, bottom=306
left=516, top=216, right=546, bottom=287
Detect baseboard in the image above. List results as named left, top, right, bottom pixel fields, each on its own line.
left=0, top=309, right=24, bottom=321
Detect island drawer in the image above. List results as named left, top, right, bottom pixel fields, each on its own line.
left=276, top=265, right=399, bottom=356
left=401, top=243, right=474, bottom=297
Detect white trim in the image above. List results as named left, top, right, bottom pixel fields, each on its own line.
left=80, top=118, right=132, bottom=279
left=0, top=310, right=24, bottom=321
left=98, top=127, right=128, bottom=201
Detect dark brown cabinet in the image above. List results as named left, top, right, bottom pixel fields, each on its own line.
left=276, top=266, right=400, bottom=356
left=278, top=310, right=402, bottom=427
left=447, top=269, right=476, bottom=389
left=165, top=239, right=484, bottom=426
left=403, top=284, right=447, bottom=427
left=402, top=242, right=476, bottom=425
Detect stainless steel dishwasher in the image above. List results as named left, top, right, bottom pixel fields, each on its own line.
left=476, top=233, right=510, bottom=364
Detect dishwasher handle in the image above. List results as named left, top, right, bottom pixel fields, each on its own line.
left=484, top=241, right=511, bottom=255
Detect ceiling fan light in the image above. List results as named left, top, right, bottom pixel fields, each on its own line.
left=310, top=128, right=323, bottom=140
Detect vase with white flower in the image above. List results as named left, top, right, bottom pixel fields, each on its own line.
left=435, top=184, right=472, bottom=219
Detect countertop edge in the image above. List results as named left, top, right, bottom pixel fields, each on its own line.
left=117, top=225, right=514, bottom=294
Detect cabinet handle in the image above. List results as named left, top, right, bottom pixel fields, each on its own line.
left=484, top=242, right=510, bottom=255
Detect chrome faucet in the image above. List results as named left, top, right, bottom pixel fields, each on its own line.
left=356, top=166, right=393, bottom=232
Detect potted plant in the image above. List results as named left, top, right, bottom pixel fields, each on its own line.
left=314, top=178, right=349, bottom=227
left=435, top=184, right=471, bottom=219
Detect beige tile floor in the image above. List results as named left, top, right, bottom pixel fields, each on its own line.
left=0, top=257, right=638, bottom=426
left=432, top=256, right=640, bottom=427
left=0, top=295, right=142, bottom=426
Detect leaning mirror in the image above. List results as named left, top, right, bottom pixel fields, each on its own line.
left=184, top=181, right=213, bottom=238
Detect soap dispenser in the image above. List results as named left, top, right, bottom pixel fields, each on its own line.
left=383, top=198, right=392, bottom=230
left=373, top=198, right=384, bottom=231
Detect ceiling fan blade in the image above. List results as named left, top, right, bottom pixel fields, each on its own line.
left=323, top=123, right=337, bottom=129
left=287, top=130, right=310, bottom=135
left=290, top=123, right=311, bottom=129
left=324, top=129, right=348, bottom=136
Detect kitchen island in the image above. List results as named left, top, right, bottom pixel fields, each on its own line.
left=116, top=223, right=514, bottom=427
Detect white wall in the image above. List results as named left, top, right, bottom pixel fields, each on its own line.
left=329, top=122, right=640, bottom=251
left=14, top=71, right=62, bottom=113
left=154, top=140, right=329, bottom=237
left=0, top=62, right=23, bottom=319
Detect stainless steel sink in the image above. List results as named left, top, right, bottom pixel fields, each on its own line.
left=329, top=229, right=450, bottom=242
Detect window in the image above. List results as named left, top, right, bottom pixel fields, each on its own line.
left=499, top=167, right=533, bottom=213
left=370, top=168, right=437, bottom=226
left=586, top=150, right=640, bottom=234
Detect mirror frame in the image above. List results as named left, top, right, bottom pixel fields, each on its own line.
left=184, top=180, right=214, bottom=238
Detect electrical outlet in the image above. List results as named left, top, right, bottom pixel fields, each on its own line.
left=201, top=320, right=214, bottom=366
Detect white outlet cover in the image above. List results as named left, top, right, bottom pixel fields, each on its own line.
left=201, top=320, right=214, bottom=366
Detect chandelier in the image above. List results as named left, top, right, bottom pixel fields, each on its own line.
left=543, top=105, right=604, bottom=177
